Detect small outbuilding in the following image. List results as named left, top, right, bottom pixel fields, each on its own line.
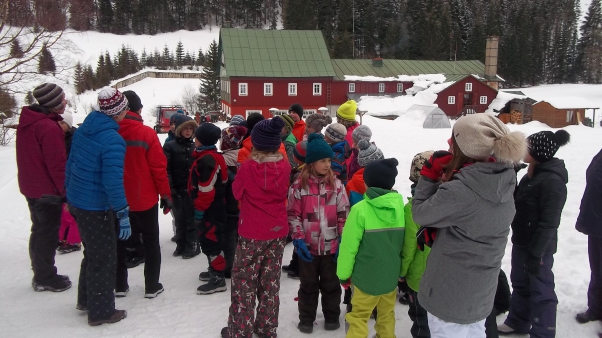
left=531, top=97, right=599, bottom=128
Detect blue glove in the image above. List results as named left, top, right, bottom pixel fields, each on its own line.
left=335, top=236, right=342, bottom=262
left=293, top=239, right=313, bottom=262
left=116, top=206, right=131, bottom=240
left=194, top=210, right=205, bottom=221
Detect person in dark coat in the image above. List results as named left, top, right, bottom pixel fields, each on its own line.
left=16, top=83, right=71, bottom=292
left=575, top=148, right=602, bottom=324
left=163, top=115, right=199, bottom=259
left=499, top=130, right=570, bottom=338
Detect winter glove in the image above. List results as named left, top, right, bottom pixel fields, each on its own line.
left=340, top=278, right=351, bottom=290
left=526, top=255, right=542, bottom=276
left=194, top=210, right=205, bottom=221
left=398, top=278, right=409, bottom=294
left=334, top=236, right=341, bottom=262
left=116, top=206, right=132, bottom=240
left=416, top=226, right=437, bottom=251
left=160, top=195, right=173, bottom=215
left=420, top=150, right=453, bottom=181
left=293, top=239, right=313, bottom=263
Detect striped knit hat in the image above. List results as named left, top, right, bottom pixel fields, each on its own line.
left=230, top=115, right=245, bottom=126
left=277, top=114, right=295, bottom=133
left=357, top=139, right=384, bottom=167
left=251, top=117, right=284, bottom=152
left=98, top=87, right=128, bottom=117
left=33, top=83, right=64, bottom=108
left=293, top=140, right=308, bottom=163
left=325, top=123, right=347, bottom=143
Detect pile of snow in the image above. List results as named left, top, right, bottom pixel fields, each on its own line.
left=484, top=91, right=529, bottom=114
left=344, top=74, right=446, bottom=83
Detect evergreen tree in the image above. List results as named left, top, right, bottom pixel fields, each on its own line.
left=84, top=65, right=97, bottom=90
left=197, top=48, right=206, bottom=67
left=10, top=40, right=24, bottom=58
left=25, top=91, right=36, bottom=105
left=200, top=40, right=221, bottom=111
left=113, top=0, right=133, bottom=34
left=141, top=48, right=148, bottom=68
left=577, top=0, right=602, bottom=83
left=7, top=0, right=34, bottom=26
left=105, top=51, right=115, bottom=80
left=175, top=41, right=185, bottom=69
left=98, top=0, right=114, bottom=32
left=162, top=45, right=172, bottom=69
left=69, top=0, right=95, bottom=31
left=74, top=62, right=86, bottom=94
left=38, top=44, right=56, bottom=75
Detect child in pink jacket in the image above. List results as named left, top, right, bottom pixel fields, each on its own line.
left=221, top=117, right=291, bottom=338
left=288, top=133, right=350, bottom=334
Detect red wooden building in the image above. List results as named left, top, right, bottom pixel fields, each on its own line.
left=434, top=75, right=499, bottom=117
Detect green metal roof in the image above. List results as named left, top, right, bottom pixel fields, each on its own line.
left=219, top=29, right=336, bottom=78
left=331, top=59, right=493, bottom=82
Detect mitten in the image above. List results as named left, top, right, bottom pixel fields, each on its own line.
left=160, top=195, right=173, bottom=215
left=116, top=206, right=131, bottom=240
left=420, top=150, right=453, bottom=181
left=416, top=226, right=437, bottom=251
left=340, top=278, right=351, bottom=290
left=526, top=255, right=542, bottom=275
left=398, top=278, right=409, bottom=294
left=293, top=239, right=313, bottom=262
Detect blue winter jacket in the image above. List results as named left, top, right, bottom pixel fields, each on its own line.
left=331, top=141, right=348, bottom=185
left=66, top=111, right=127, bottom=211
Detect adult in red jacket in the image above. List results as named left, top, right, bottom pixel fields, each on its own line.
left=116, top=90, right=171, bottom=298
left=17, top=83, right=72, bottom=292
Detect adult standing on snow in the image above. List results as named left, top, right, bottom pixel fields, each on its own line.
left=498, top=130, right=570, bottom=337
left=17, top=83, right=71, bottom=292
left=66, top=87, right=131, bottom=326
left=412, top=114, right=527, bottom=337
left=115, top=90, right=171, bottom=299
left=289, top=103, right=306, bottom=142
left=575, top=149, right=602, bottom=324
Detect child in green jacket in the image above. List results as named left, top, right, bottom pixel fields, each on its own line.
left=337, top=158, right=405, bottom=338
left=400, top=151, right=434, bottom=338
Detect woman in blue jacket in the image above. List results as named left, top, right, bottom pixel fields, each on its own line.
left=66, top=87, right=131, bottom=326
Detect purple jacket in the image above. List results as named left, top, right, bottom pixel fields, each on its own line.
left=16, top=105, right=66, bottom=199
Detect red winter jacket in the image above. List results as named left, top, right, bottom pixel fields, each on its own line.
left=118, top=111, right=171, bottom=211
left=16, top=105, right=66, bottom=199
left=233, top=154, right=291, bottom=240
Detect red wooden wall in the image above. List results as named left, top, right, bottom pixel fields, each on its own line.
left=435, top=76, right=498, bottom=117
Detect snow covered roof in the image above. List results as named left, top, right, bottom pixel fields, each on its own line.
left=344, top=74, right=446, bottom=83
left=535, top=97, right=600, bottom=109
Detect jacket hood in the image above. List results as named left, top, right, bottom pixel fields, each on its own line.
left=222, top=148, right=240, bottom=167
left=535, top=158, right=568, bottom=183
left=454, top=162, right=516, bottom=203
left=331, top=141, right=346, bottom=152
left=19, top=105, right=60, bottom=128
left=365, top=187, right=404, bottom=225
left=248, top=154, right=288, bottom=191
left=78, top=111, right=119, bottom=136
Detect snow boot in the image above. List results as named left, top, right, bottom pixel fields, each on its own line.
left=197, top=274, right=227, bottom=294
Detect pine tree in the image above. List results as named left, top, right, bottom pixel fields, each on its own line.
left=113, top=0, right=133, bottom=34
left=38, top=44, right=56, bottom=75
left=197, top=48, right=206, bottom=67
left=175, top=41, right=185, bottom=69
left=83, top=65, right=97, bottom=90
left=577, top=0, right=602, bottom=83
left=74, top=62, right=86, bottom=94
left=200, top=40, right=221, bottom=111
left=25, top=91, right=36, bottom=105
left=10, top=40, right=24, bottom=58
left=98, top=0, right=114, bottom=32
left=69, top=0, right=95, bottom=31
left=162, top=45, right=173, bottom=69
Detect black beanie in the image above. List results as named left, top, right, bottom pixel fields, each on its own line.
left=194, top=123, right=221, bottom=146
left=527, top=130, right=570, bottom=163
left=122, top=90, right=143, bottom=112
left=251, top=117, right=285, bottom=152
left=289, top=103, right=304, bottom=119
left=245, top=113, right=265, bottom=137
left=364, top=158, right=399, bottom=190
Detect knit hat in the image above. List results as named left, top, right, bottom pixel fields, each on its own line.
left=306, top=114, right=332, bottom=132
left=352, top=125, right=372, bottom=144
left=409, top=151, right=435, bottom=183
left=364, top=158, right=399, bottom=190
left=170, top=113, right=179, bottom=124
left=277, top=114, right=295, bottom=133
left=122, top=90, right=143, bottom=112
left=33, top=83, right=64, bottom=109
left=221, top=125, right=248, bottom=151
left=174, top=115, right=198, bottom=137
left=453, top=114, right=527, bottom=163
left=289, top=103, right=304, bottom=119
left=294, top=140, right=308, bottom=163
left=357, top=139, right=384, bottom=167
left=305, top=133, right=333, bottom=164
left=194, top=123, right=221, bottom=146
left=97, top=87, right=129, bottom=117
left=527, top=130, right=570, bottom=163
left=324, top=123, right=347, bottom=143
left=230, top=115, right=245, bottom=126
left=246, top=113, right=265, bottom=134
left=336, top=100, right=358, bottom=121
left=251, top=117, right=284, bottom=152
left=61, top=111, right=73, bottom=128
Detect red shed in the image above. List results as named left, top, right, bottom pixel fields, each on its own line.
left=435, top=75, right=499, bottom=118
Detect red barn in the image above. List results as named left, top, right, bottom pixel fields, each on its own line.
left=435, top=75, right=499, bottom=117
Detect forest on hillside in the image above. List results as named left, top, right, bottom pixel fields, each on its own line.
left=5, top=0, right=602, bottom=87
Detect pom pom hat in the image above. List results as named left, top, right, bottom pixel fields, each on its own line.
left=251, top=118, right=284, bottom=152
left=357, top=139, right=384, bottom=167
left=305, top=133, right=333, bottom=164
left=452, top=114, right=527, bottom=163
left=527, top=130, right=570, bottom=163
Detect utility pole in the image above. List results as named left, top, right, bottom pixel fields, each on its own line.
left=352, top=0, right=355, bottom=59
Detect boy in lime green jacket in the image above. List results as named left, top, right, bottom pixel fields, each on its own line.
left=337, top=158, right=405, bottom=338
left=400, top=150, right=433, bottom=338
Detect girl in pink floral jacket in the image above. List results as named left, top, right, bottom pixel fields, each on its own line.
left=287, top=133, right=350, bottom=333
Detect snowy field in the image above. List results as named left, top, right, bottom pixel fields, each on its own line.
left=2, top=75, right=602, bottom=337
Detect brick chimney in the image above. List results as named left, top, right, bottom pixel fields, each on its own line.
left=372, top=57, right=383, bottom=67
left=485, top=36, right=499, bottom=90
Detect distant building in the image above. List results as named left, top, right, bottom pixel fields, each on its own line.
left=434, top=75, right=499, bottom=117
left=532, top=98, right=598, bottom=128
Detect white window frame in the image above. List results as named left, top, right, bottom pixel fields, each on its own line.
left=303, top=109, right=317, bottom=119
left=480, top=96, right=488, bottom=104
left=313, top=83, right=322, bottom=96
left=239, top=83, right=248, bottom=96
left=349, top=83, right=355, bottom=93
left=465, top=82, right=473, bottom=91
left=271, top=110, right=288, bottom=116
left=566, top=110, right=574, bottom=122
left=378, top=83, right=385, bottom=93
left=288, top=83, right=297, bottom=96
left=245, top=110, right=261, bottom=118
left=397, top=83, right=404, bottom=93
left=264, top=83, right=273, bottom=96
left=448, top=96, right=456, bottom=104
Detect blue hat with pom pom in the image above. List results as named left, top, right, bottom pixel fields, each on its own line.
left=305, top=133, right=333, bottom=164
left=251, top=117, right=284, bottom=152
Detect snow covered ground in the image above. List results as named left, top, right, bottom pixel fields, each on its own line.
left=2, top=76, right=602, bottom=337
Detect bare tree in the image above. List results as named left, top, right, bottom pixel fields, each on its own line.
left=181, top=85, right=203, bottom=115
left=0, top=0, right=65, bottom=93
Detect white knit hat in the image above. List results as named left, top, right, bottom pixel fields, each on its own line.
left=453, top=114, right=527, bottom=163
left=61, top=112, right=73, bottom=128
left=97, top=87, right=128, bottom=117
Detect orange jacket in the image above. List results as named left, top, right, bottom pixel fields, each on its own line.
left=292, top=120, right=306, bottom=142
left=237, top=136, right=288, bottom=165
